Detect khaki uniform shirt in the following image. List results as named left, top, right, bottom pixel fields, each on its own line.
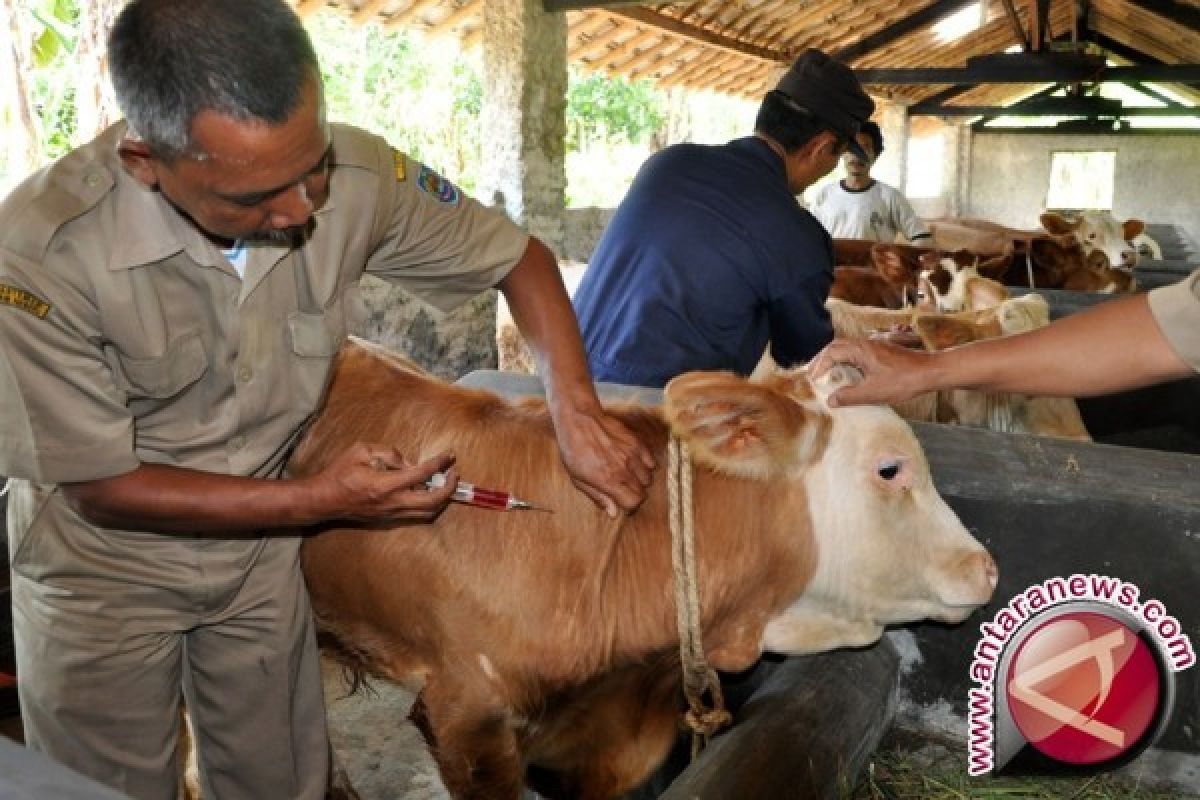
left=1149, top=270, right=1200, bottom=371
left=0, top=121, right=528, bottom=487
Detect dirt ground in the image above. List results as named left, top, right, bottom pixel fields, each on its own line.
left=321, top=656, right=452, bottom=800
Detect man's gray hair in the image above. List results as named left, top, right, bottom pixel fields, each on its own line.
left=108, top=0, right=319, bottom=160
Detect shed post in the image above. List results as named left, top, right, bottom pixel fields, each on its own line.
left=875, top=100, right=910, bottom=193
left=354, top=0, right=570, bottom=379
left=479, top=0, right=569, bottom=257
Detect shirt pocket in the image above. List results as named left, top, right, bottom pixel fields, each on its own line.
left=288, top=309, right=344, bottom=358
left=110, top=330, right=208, bottom=401
left=287, top=307, right=346, bottom=412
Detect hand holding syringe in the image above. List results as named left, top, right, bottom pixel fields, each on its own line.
left=370, top=455, right=550, bottom=512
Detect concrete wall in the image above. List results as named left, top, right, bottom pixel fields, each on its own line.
left=967, top=132, right=1200, bottom=246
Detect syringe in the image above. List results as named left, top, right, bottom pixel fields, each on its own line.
left=425, top=471, right=551, bottom=512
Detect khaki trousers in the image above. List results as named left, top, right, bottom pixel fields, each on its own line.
left=7, top=482, right=329, bottom=800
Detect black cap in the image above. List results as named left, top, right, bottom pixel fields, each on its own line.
left=774, top=48, right=875, bottom=160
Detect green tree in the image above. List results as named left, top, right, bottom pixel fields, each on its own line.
left=565, top=68, right=664, bottom=150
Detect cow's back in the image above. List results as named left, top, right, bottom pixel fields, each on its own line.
left=293, top=341, right=803, bottom=692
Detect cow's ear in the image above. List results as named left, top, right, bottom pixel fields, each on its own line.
left=664, top=371, right=828, bottom=476
left=976, top=252, right=1011, bottom=281
left=1123, top=218, right=1145, bottom=240
left=1040, top=212, right=1079, bottom=235
left=916, top=316, right=977, bottom=351
left=964, top=276, right=1008, bottom=311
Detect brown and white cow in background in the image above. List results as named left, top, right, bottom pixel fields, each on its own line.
left=819, top=294, right=1088, bottom=440
left=1041, top=210, right=1153, bottom=270
left=829, top=239, right=929, bottom=308
left=924, top=217, right=1137, bottom=293
left=293, top=338, right=997, bottom=800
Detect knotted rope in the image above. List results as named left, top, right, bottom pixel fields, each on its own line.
left=667, top=436, right=732, bottom=759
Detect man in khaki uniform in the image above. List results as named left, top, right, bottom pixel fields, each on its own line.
left=809, top=273, right=1199, bottom=403
left=0, top=1, right=653, bottom=798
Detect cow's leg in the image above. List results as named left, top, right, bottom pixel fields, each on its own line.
left=414, top=681, right=523, bottom=800
left=568, top=705, right=680, bottom=800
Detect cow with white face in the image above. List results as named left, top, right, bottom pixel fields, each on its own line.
left=1041, top=210, right=1144, bottom=270
left=760, top=365, right=998, bottom=651
left=295, top=339, right=997, bottom=800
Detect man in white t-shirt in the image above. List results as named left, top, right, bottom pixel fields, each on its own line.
left=809, top=120, right=932, bottom=246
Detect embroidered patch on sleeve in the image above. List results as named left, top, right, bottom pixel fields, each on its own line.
left=392, top=148, right=407, bottom=182
left=0, top=285, right=51, bottom=319
left=416, top=165, right=461, bottom=206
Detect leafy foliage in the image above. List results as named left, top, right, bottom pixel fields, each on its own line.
left=565, top=68, right=665, bottom=150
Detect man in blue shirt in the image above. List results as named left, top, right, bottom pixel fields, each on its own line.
left=574, top=49, right=875, bottom=388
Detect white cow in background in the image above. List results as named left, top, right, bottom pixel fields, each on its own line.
left=1041, top=210, right=1159, bottom=268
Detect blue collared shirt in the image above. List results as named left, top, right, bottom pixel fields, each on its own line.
left=573, top=136, right=834, bottom=388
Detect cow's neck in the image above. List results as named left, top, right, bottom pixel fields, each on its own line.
left=607, top=427, right=817, bottom=673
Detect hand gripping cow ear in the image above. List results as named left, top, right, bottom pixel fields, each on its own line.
left=663, top=371, right=829, bottom=478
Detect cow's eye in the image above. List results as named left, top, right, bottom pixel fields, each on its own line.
left=878, top=459, right=902, bottom=481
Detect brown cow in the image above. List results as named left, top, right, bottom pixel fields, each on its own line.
left=829, top=265, right=910, bottom=308
left=914, top=313, right=1090, bottom=441
left=293, top=338, right=997, bottom=800
left=829, top=240, right=927, bottom=308
left=927, top=217, right=1137, bottom=292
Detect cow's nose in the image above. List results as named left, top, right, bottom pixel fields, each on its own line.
left=1087, top=250, right=1110, bottom=270
left=1121, top=249, right=1138, bottom=267
left=982, top=552, right=999, bottom=590
left=961, top=550, right=999, bottom=594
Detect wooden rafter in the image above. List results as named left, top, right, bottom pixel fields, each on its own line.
left=608, top=6, right=784, bottom=63
left=1124, top=0, right=1200, bottom=32
left=292, top=0, right=327, bottom=19
left=833, top=0, right=981, bottom=63
left=572, top=22, right=627, bottom=61
left=427, top=0, right=481, bottom=36
left=590, top=27, right=661, bottom=70
left=292, top=0, right=1200, bottom=102
left=385, top=0, right=442, bottom=29
left=544, top=0, right=648, bottom=10
left=351, top=0, right=391, bottom=25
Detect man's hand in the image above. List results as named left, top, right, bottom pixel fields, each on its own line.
left=553, top=407, right=655, bottom=517
left=809, top=338, right=936, bottom=407
left=307, top=444, right=458, bottom=523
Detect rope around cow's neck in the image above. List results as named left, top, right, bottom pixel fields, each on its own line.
left=667, top=436, right=732, bottom=759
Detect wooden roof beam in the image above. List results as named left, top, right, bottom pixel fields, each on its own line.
left=923, top=103, right=1200, bottom=115
left=571, top=22, right=628, bottom=61
left=351, top=0, right=390, bottom=25
left=427, top=0, right=481, bottom=36
left=620, top=37, right=684, bottom=76
left=608, top=6, right=785, bottom=63
left=712, top=60, right=770, bottom=95
left=855, top=60, right=1200, bottom=84
left=1000, top=0, right=1031, bottom=51
left=385, top=0, right=442, bottom=29
left=657, top=50, right=727, bottom=89
left=569, top=11, right=615, bottom=38
left=590, top=27, right=660, bottom=70
left=688, top=52, right=748, bottom=88
left=833, top=0, right=983, bottom=64
left=544, top=0, right=652, bottom=10
left=737, top=0, right=792, bottom=47
left=292, top=0, right=326, bottom=19
left=1124, top=0, right=1200, bottom=32
left=665, top=47, right=733, bottom=84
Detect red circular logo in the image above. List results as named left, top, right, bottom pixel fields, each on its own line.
left=1006, top=611, right=1162, bottom=765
